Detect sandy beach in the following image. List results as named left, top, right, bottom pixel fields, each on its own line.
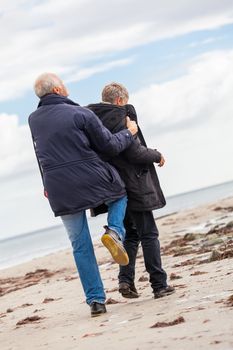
left=0, top=196, right=233, bottom=350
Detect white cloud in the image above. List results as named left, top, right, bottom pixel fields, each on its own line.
left=0, top=0, right=233, bottom=101
left=0, top=113, right=36, bottom=177
left=188, top=36, right=222, bottom=48
left=65, top=57, right=134, bottom=83
left=130, top=49, right=233, bottom=195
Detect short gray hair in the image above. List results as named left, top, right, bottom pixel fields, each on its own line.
left=34, top=73, right=63, bottom=98
left=102, top=82, right=129, bottom=104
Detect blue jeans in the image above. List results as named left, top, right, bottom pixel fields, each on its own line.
left=61, top=195, right=127, bottom=305
left=106, top=196, right=127, bottom=240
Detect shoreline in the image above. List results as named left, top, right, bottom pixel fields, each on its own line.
left=0, top=196, right=233, bottom=349
left=2, top=178, right=233, bottom=271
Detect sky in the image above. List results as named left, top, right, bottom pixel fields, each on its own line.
left=0, top=0, right=233, bottom=238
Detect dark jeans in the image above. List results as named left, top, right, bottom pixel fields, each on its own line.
left=119, top=210, right=167, bottom=291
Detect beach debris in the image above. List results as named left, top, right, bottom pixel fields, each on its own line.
left=209, top=250, right=222, bottom=262
left=203, top=319, right=210, bottom=323
left=16, top=315, right=43, bottom=326
left=106, top=287, right=118, bottom=293
left=82, top=332, right=103, bottom=338
left=170, top=273, right=182, bottom=280
left=24, top=269, right=51, bottom=279
left=0, top=268, right=65, bottom=297
left=33, top=308, right=45, bottom=313
left=129, top=315, right=143, bottom=321
left=173, top=258, right=198, bottom=267
left=190, top=271, right=207, bottom=276
left=106, top=298, right=124, bottom=304
left=202, top=237, right=224, bottom=247
left=183, top=233, right=197, bottom=241
left=210, top=340, right=222, bottom=344
left=207, top=221, right=233, bottom=235
left=5, top=303, right=33, bottom=314
left=21, top=303, right=33, bottom=308
left=172, top=284, right=187, bottom=289
left=150, top=316, right=185, bottom=328
left=42, top=297, right=62, bottom=303
left=42, top=297, right=55, bottom=303
left=173, top=246, right=196, bottom=256
left=213, top=206, right=233, bottom=212
left=208, top=248, right=233, bottom=262
left=138, top=275, right=148, bottom=282
left=6, top=308, right=14, bottom=313
left=224, top=294, right=233, bottom=307
left=64, top=275, right=78, bottom=282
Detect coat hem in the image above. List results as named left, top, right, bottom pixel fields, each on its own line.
left=127, top=202, right=166, bottom=212
left=54, top=192, right=126, bottom=217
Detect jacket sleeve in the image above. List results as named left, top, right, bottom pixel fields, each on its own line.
left=80, top=109, right=134, bottom=157
left=122, top=136, right=162, bottom=164
left=28, top=118, right=46, bottom=190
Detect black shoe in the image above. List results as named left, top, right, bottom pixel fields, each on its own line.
left=90, top=302, right=107, bottom=317
left=119, top=282, right=139, bottom=299
left=101, top=226, right=129, bottom=266
left=153, top=285, right=175, bottom=299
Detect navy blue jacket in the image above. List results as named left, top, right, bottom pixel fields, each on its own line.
left=28, top=94, right=133, bottom=216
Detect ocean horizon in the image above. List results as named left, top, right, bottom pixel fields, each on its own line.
left=0, top=179, right=233, bottom=270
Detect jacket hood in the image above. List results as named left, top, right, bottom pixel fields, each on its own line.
left=87, top=103, right=127, bottom=134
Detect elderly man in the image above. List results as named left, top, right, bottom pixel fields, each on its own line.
left=88, top=82, right=175, bottom=300
left=28, top=73, right=137, bottom=317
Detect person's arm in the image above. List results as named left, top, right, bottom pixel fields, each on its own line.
left=77, top=109, right=137, bottom=157
left=122, top=136, right=163, bottom=164
left=28, top=122, right=48, bottom=197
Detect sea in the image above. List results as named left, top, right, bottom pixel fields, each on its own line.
left=0, top=180, right=232, bottom=270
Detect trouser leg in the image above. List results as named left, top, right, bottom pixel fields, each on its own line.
left=61, top=211, right=105, bottom=305
left=106, top=195, right=127, bottom=240
left=132, top=211, right=167, bottom=291
left=118, top=209, right=140, bottom=285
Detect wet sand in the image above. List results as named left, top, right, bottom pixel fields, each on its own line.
left=0, top=197, right=233, bottom=350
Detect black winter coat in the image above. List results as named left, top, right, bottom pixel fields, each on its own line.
left=28, top=94, right=134, bottom=217
left=87, top=103, right=166, bottom=212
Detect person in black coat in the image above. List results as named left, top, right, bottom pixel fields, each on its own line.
left=88, top=82, right=175, bottom=299
left=28, top=73, right=138, bottom=317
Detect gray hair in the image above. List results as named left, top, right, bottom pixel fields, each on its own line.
left=102, top=82, right=129, bottom=104
left=34, top=73, right=63, bottom=98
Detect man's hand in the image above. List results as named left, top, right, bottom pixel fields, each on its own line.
left=126, top=116, right=138, bottom=135
left=44, top=189, right=48, bottom=198
left=158, top=155, right=165, bottom=167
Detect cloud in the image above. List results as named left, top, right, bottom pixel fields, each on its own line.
left=65, top=57, right=134, bottom=83
left=130, top=49, right=233, bottom=194
left=0, top=0, right=233, bottom=102
left=0, top=113, right=36, bottom=178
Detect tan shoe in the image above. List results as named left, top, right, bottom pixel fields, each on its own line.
left=101, top=227, right=129, bottom=266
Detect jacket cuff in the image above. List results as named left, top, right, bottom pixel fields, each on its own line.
left=154, top=150, right=162, bottom=163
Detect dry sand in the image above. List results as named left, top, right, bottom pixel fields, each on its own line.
left=0, top=197, right=233, bottom=350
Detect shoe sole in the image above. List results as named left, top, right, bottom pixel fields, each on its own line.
left=101, top=234, right=129, bottom=266
left=154, top=289, right=175, bottom=299
left=119, top=288, right=139, bottom=299
left=91, top=311, right=107, bottom=318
